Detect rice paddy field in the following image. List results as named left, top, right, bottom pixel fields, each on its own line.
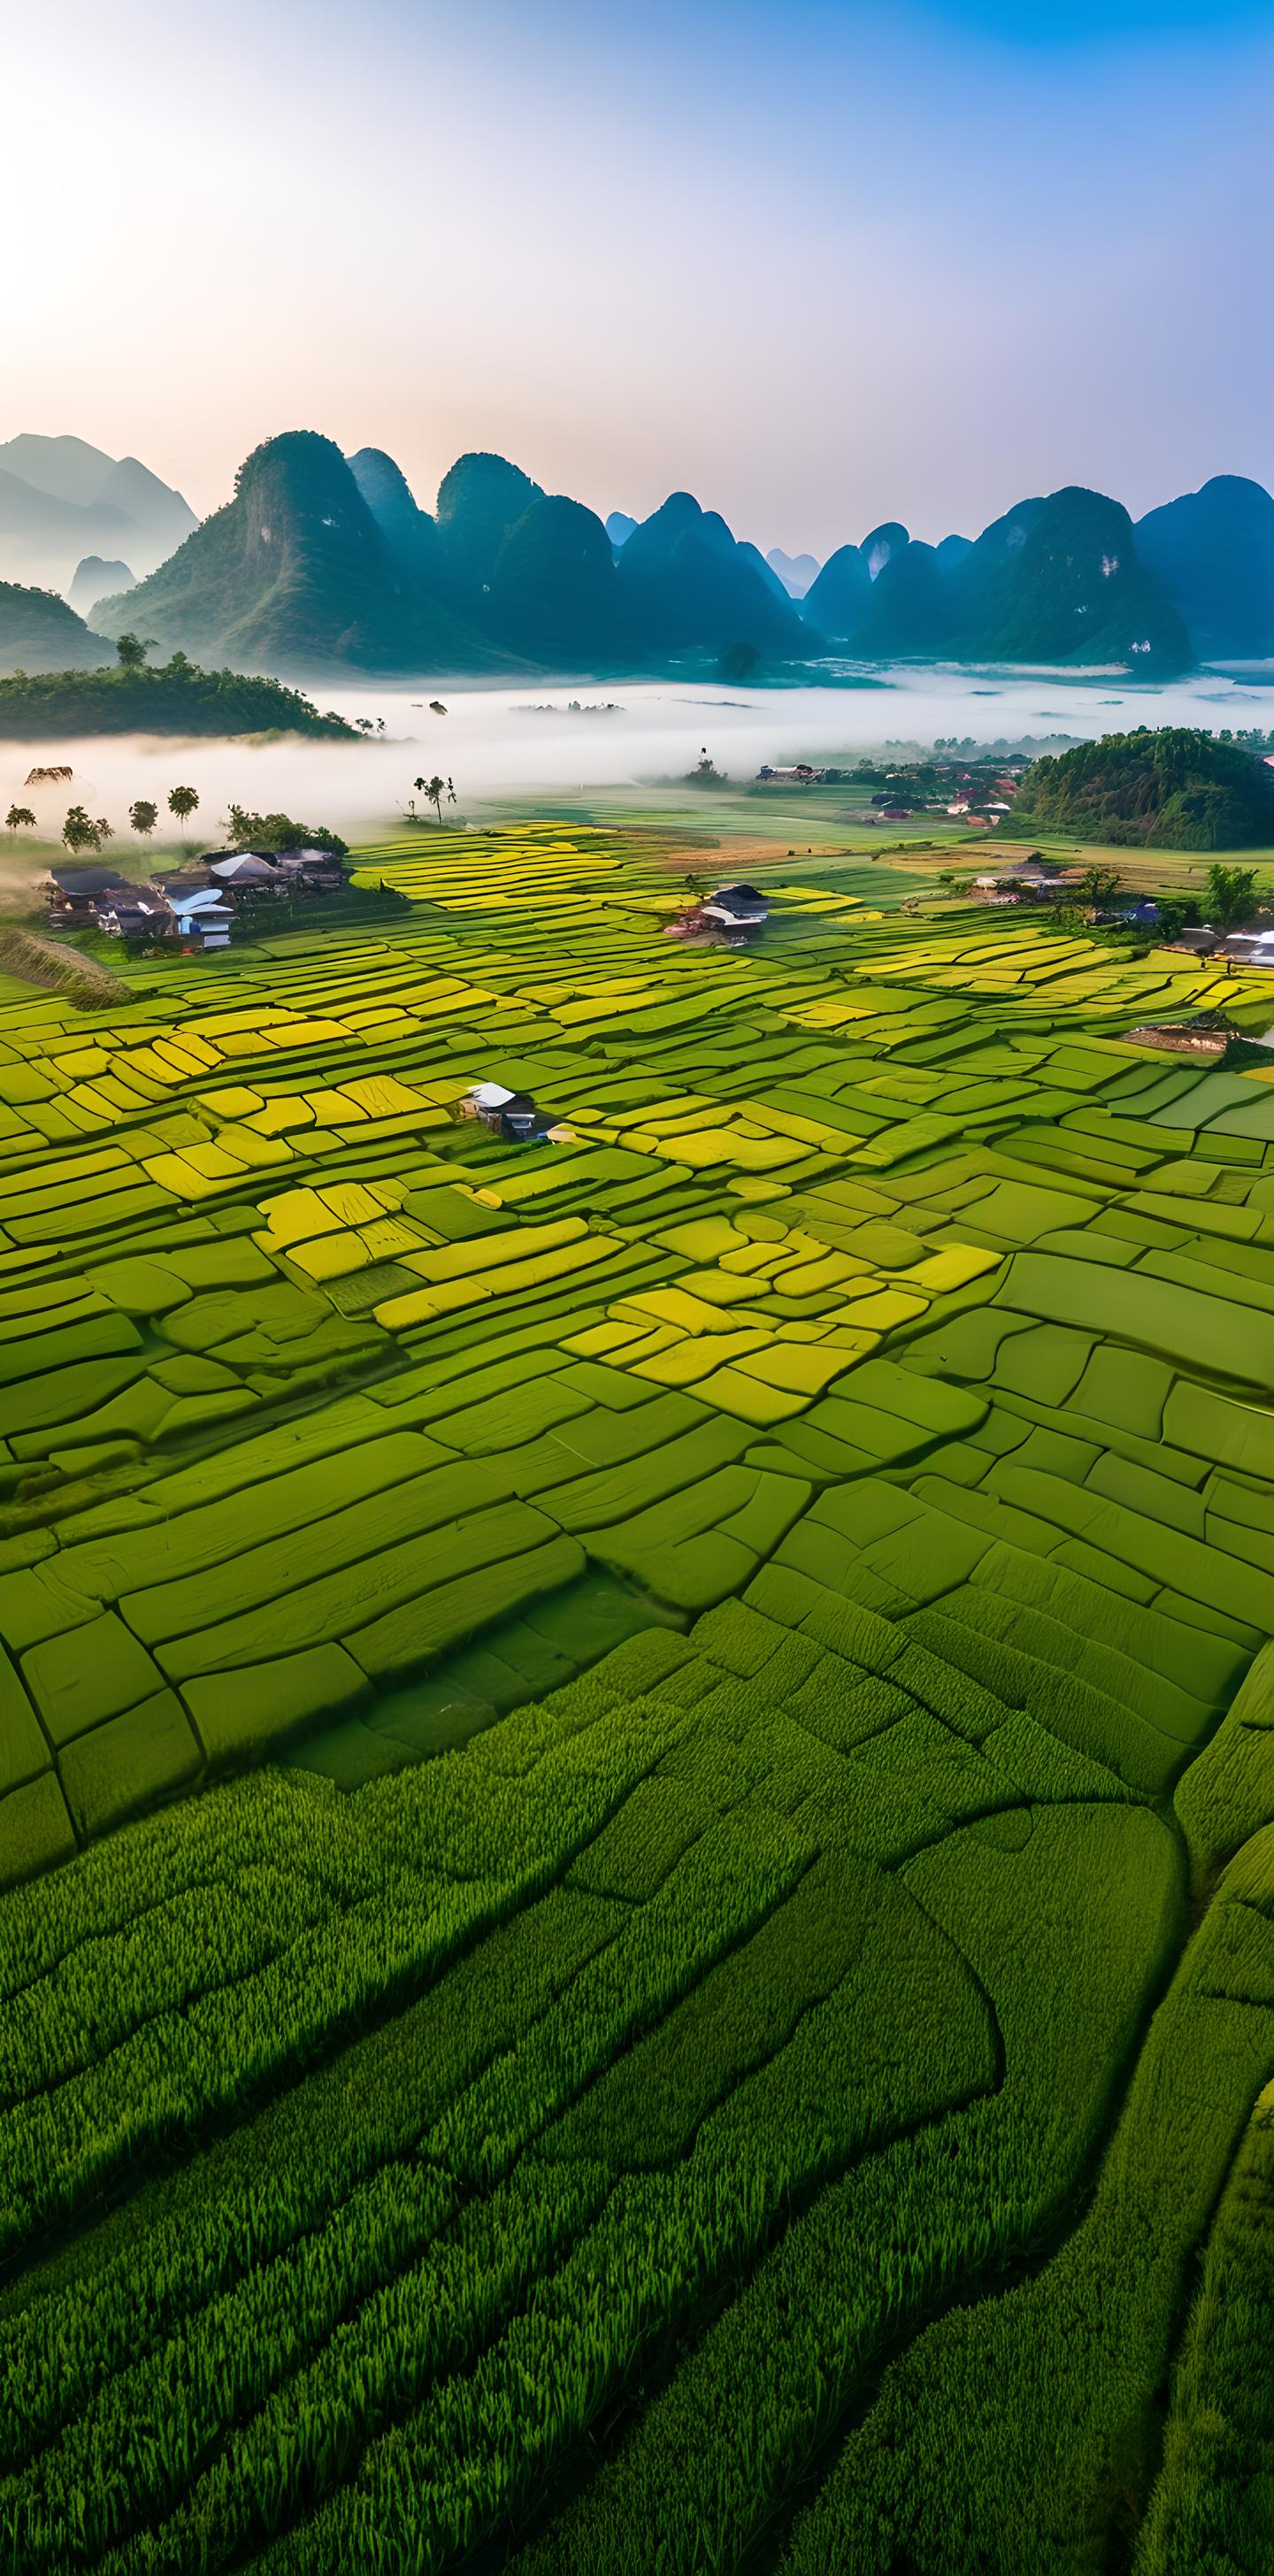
left=4, top=816, right=1274, bottom=2572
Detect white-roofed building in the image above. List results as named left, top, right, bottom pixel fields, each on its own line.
left=168, top=885, right=234, bottom=949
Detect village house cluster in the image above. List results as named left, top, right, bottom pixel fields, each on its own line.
left=969, top=861, right=1274, bottom=964
left=968, top=860, right=1088, bottom=907
left=47, top=845, right=347, bottom=952
left=1172, top=922, right=1274, bottom=967
left=754, top=761, right=1020, bottom=830
left=943, top=778, right=1017, bottom=827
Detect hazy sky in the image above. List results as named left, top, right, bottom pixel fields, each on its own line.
left=8, top=0, right=1271, bottom=556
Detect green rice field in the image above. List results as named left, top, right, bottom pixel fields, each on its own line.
left=3, top=817, right=1274, bottom=2572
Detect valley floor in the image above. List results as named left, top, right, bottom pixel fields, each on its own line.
left=2, top=823, right=1274, bottom=2572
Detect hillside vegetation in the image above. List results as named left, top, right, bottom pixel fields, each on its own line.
left=0, top=648, right=357, bottom=738
left=806, top=490, right=1191, bottom=674
left=1, top=827, right=1274, bottom=2571
left=0, top=579, right=112, bottom=676
left=1135, top=473, right=1274, bottom=661
left=93, top=433, right=515, bottom=678
left=1009, top=725, right=1274, bottom=848
left=25, top=433, right=1274, bottom=681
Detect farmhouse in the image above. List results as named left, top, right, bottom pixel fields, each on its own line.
left=1220, top=929, right=1274, bottom=967
left=272, top=845, right=347, bottom=892
left=499, top=1091, right=541, bottom=1141
left=701, top=883, right=769, bottom=929
left=206, top=853, right=282, bottom=891
left=150, top=865, right=211, bottom=899
left=199, top=846, right=348, bottom=899
left=48, top=865, right=127, bottom=925
left=460, top=1080, right=515, bottom=1125
left=166, top=886, right=234, bottom=950
left=96, top=885, right=175, bottom=939
left=459, top=1080, right=551, bottom=1143
left=1158, top=923, right=1274, bottom=968
left=970, top=877, right=1040, bottom=906
left=666, top=880, right=771, bottom=945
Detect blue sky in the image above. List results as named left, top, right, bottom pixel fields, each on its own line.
left=926, top=0, right=1269, bottom=33
left=5, top=0, right=1270, bottom=554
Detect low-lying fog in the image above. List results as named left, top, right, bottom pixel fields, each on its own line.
left=4, top=668, right=1273, bottom=853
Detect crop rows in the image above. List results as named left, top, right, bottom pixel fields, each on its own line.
left=2, top=822, right=1274, bottom=2568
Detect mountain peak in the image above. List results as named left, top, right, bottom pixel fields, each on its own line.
left=68, top=556, right=136, bottom=617
left=91, top=430, right=503, bottom=676
left=349, top=447, right=440, bottom=579
left=766, top=548, right=821, bottom=598
left=0, top=433, right=117, bottom=506
left=1136, top=474, right=1274, bottom=658
left=434, top=454, right=545, bottom=590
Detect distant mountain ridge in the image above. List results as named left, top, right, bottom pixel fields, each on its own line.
left=94, top=437, right=802, bottom=679
left=802, top=489, right=1193, bottom=672
left=51, top=428, right=1274, bottom=682
left=766, top=548, right=821, bottom=598
left=92, top=433, right=504, bottom=678
left=0, top=435, right=196, bottom=590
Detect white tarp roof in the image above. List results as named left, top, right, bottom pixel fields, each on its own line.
left=469, top=1082, right=515, bottom=1108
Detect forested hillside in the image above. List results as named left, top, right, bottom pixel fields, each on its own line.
left=1009, top=725, right=1274, bottom=848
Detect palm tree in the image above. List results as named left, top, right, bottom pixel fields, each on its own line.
left=168, top=786, right=199, bottom=838
left=4, top=805, right=35, bottom=837
left=426, top=775, right=445, bottom=824
left=129, top=800, right=158, bottom=838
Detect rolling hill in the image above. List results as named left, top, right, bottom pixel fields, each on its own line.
left=1008, top=724, right=1274, bottom=847
left=0, top=580, right=113, bottom=675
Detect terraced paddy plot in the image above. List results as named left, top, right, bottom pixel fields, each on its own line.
left=3, top=816, right=1274, bottom=2572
